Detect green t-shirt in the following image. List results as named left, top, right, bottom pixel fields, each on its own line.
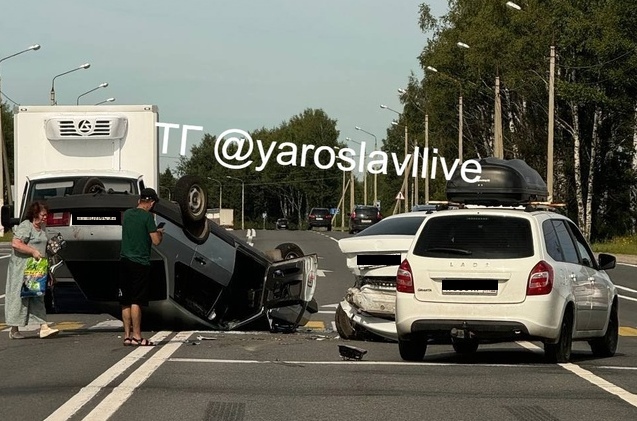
left=120, top=207, right=157, bottom=266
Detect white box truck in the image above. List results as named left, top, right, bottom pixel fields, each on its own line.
left=0, top=105, right=159, bottom=311
left=2, top=104, right=159, bottom=227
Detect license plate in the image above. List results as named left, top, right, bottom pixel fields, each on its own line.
left=361, top=219, right=372, bottom=223
left=442, top=279, right=498, bottom=295
left=316, top=217, right=323, bottom=221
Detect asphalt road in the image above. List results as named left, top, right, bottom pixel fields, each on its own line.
left=1, top=230, right=637, bottom=421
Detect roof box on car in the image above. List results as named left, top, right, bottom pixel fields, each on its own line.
left=446, top=158, right=548, bottom=206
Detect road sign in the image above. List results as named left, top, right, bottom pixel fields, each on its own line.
left=395, top=191, right=405, bottom=200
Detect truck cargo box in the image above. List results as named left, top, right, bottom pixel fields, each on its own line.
left=446, top=158, right=547, bottom=206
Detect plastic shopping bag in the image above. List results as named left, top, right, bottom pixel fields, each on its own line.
left=21, top=257, right=49, bottom=298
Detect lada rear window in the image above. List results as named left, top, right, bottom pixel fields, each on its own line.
left=412, top=215, right=534, bottom=259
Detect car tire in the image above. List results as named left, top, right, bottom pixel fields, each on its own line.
left=183, top=218, right=210, bottom=244
left=174, top=175, right=207, bottom=223
left=275, top=243, right=304, bottom=260
left=398, top=337, right=427, bottom=361
left=72, top=177, right=105, bottom=194
left=544, top=309, right=573, bottom=363
left=335, top=304, right=364, bottom=340
left=589, top=302, right=619, bottom=358
left=327, top=225, right=332, bottom=232
left=452, top=339, right=479, bottom=354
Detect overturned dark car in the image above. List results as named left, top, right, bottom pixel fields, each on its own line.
left=42, top=175, right=319, bottom=332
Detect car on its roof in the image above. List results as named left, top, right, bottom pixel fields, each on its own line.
left=43, top=175, right=319, bottom=332
left=396, top=158, right=618, bottom=363
left=336, top=211, right=432, bottom=341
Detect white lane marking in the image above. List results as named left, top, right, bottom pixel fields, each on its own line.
left=619, top=263, right=637, bottom=268
left=317, top=310, right=336, bottom=314
left=619, top=295, right=637, bottom=303
left=515, top=341, right=544, bottom=353
left=316, top=269, right=333, bottom=277
left=321, top=303, right=339, bottom=308
left=88, top=320, right=124, bottom=330
left=616, top=285, right=637, bottom=294
left=597, top=366, right=637, bottom=371
left=81, top=331, right=192, bottom=421
left=560, top=363, right=637, bottom=407
left=0, top=294, right=5, bottom=300
left=168, top=358, right=543, bottom=367
left=44, top=331, right=172, bottom=421
left=516, top=341, right=637, bottom=408
left=0, top=255, right=9, bottom=260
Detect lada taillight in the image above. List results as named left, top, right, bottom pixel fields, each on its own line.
left=527, top=260, right=553, bottom=296
left=47, top=212, right=70, bottom=227
left=396, top=259, right=414, bottom=293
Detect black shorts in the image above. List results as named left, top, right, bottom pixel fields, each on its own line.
left=119, top=258, right=150, bottom=306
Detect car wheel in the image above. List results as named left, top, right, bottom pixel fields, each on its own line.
left=545, top=308, right=573, bottom=363
left=72, top=177, right=105, bottom=194
left=327, top=225, right=332, bottom=232
left=174, top=175, right=207, bottom=223
left=452, top=339, right=479, bottom=354
left=183, top=218, right=210, bottom=244
left=589, top=302, right=619, bottom=358
left=335, top=304, right=363, bottom=340
left=275, top=243, right=304, bottom=260
left=398, top=337, right=427, bottom=361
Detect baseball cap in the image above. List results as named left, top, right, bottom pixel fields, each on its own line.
left=140, top=187, right=159, bottom=202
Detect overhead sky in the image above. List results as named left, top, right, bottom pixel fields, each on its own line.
left=1, top=0, right=449, bottom=172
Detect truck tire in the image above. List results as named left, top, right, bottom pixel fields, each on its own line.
left=72, top=177, right=105, bottom=194
left=174, top=175, right=207, bottom=223
left=274, top=243, right=304, bottom=260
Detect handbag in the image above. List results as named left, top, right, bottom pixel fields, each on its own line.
left=21, top=257, right=49, bottom=298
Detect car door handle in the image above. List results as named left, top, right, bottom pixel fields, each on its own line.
left=194, top=257, right=206, bottom=265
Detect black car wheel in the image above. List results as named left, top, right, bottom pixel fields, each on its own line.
left=398, top=337, right=427, bottom=361
left=589, top=302, right=619, bottom=358
left=545, top=308, right=573, bottom=363
left=335, top=304, right=362, bottom=340
left=452, top=339, right=479, bottom=354
left=174, top=175, right=207, bottom=223
left=275, top=243, right=304, bottom=260
left=183, top=218, right=210, bottom=244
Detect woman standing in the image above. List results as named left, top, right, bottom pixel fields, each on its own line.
left=4, top=201, right=59, bottom=339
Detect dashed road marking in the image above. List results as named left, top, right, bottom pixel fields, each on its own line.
left=619, top=327, right=637, bottom=336
left=304, top=321, right=325, bottom=329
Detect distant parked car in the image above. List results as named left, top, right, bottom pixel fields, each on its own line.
left=276, top=218, right=289, bottom=230
left=308, top=207, right=332, bottom=231
left=349, top=205, right=382, bottom=234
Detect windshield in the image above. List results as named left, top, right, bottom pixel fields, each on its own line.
left=356, top=215, right=427, bottom=237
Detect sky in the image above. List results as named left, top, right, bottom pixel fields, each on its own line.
left=1, top=0, right=450, bottom=172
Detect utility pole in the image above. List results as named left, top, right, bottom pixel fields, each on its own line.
left=404, top=125, right=409, bottom=210
left=547, top=45, right=556, bottom=202
left=424, top=113, right=429, bottom=204
left=458, top=95, right=463, bottom=162
left=350, top=171, right=355, bottom=220
left=494, top=76, right=504, bottom=158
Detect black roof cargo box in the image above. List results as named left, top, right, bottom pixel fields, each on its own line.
left=446, top=158, right=548, bottom=206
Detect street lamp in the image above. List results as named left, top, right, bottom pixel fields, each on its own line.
left=0, top=44, right=41, bottom=212
left=226, top=176, right=244, bottom=230
left=355, top=126, right=378, bottom=206
left=76, top=82, right=108, bottom=105
left=398, top=87, right=429, bottom=205
left=95, top=97, right=115, bottom=105
left=208, top=177, right=223, bottom=212
left=391, top=120, right=410, bottom=211
left=507, top=0, right=555, bottom=201
left=426, top=65, right=464, bottom=163
left=50, top=62, right=90, bottom=105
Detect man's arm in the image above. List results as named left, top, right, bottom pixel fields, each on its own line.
left=150, top=228, right=163, bottom=245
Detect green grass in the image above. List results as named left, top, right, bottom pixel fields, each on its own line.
left=592, top=234, right=637, bottom=255
left=0, top=231, right=12, bottom=242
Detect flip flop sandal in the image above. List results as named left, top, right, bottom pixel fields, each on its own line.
left=123, top=337, right=133, bottom=346
left=131, top=337, right=155, bottom=346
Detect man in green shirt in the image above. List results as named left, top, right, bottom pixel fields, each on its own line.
left=119, top=188, right=163, bottom=346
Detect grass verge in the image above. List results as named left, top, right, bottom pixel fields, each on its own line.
left=592, top=234, right=637, bottom=255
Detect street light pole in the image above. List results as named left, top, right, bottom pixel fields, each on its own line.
left=208, top=178, right=223, bottom=211
left=426, top=65, right=464, bottom=163
left=226, top=176, right=244, bottom=230
left=51, top=63, right=90, bottom=105
left=0, top=44, right=41, bottom=214
left=397, top=88, right=429, bottom=204
left=354, top=127, right=378, bottom=205
left=95, top=97, right=115, bottom=105
left=76, top=82, right=108, bottom=105
left=391, top=120, right=409, bottom=210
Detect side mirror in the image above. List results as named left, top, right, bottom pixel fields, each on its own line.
left=598, top=253, right=616, bottom=270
